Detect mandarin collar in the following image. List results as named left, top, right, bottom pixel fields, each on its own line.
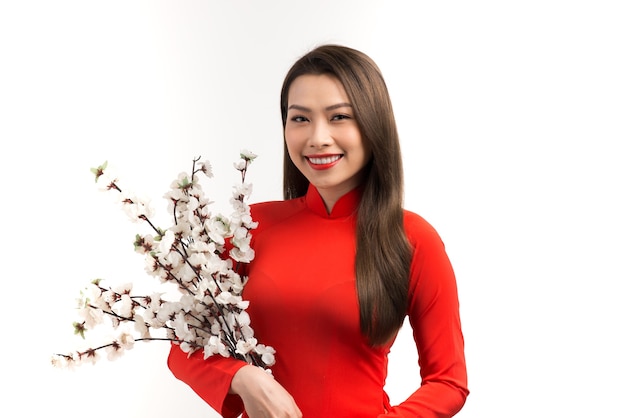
left=305, top=185, right=362, bottom=219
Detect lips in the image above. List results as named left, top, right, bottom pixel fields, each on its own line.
left=306, top=154, right=342, bottom=170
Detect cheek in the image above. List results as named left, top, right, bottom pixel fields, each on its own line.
left=284, top=137, right=302, bottom=165
left=284, top=129, right=304, bottom=154
left=348, top=133, right=370, bottom=161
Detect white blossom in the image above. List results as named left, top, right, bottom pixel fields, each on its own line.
left=187, top=252, right=209, bottom=269
left=118, top=192, right=154, bottom=223
left=147, top=293, right=164, bottom=311
left=215, top=291, right=238, bottom=306
left=78, top=306, right=104, bottom=329
left=55, top=152, right=275, bottom=371
left=158, top=230, right=176, bottom=254
left=101, top=289, right=116, bottom=304
left=116, top=294, right=133, bottom=318
left=173, top=312, right=193, bottom=341
left=237, top=310, right=251, bottom=327
left=255, top=344, right=276, bottom=366
left=207, top=216, right=229, bottom=244
left=203, top=335, right=229, bottom=359
left=133, top=313, right=150, bottom=338
left=235, top=337, right=258, bottom=355
left=81, top=349, right=99, bottom=365
left=51, top=355, right=70, bottom=369
left=170, top=250, right=186, bottom=269
left=240, top=149, right=258, bottom=161
left=198, top=160, right=213, bottom=177
left=113, top=282, right=133, bottom=295
left=230, top=246, right=255, bottom=264
left=179, top=294, right=195, bottom=312
left=233, top=183, right=253, bottom=198
left=240, top=324, right=255, bottom=339
left=81, top=283, right=102, bottom=305
left=134, top=234, right=156, bottom=254
left=106, top=342, right=124, bottom=361
left=94, top=163, right=120, bottom=192
left=233, top=160, right=247, bottom=171
left=144, top=255, right=161, bottom=277
left=118, top=332, right=135, bottom=350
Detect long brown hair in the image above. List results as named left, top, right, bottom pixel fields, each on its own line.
left=280, top=45, right=412, bottom=345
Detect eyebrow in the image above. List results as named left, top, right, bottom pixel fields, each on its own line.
left=287, top=103, right=353, bottom=112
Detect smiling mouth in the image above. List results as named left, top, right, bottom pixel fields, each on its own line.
left=307, top=155, right=342, bottom=165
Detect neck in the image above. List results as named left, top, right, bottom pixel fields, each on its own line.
left=316, top=184, right=361, bottom=214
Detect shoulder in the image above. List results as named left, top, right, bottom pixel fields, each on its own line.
left=402, top=209, right=446, bottom=251
left=403, top=210, right=457, bottom=301
left=249, top=197, right=307, bottom=232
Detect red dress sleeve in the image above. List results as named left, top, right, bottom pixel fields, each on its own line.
left=167, top=344, right=248, bottom=418
left=381, top=213, right=469, bottom=417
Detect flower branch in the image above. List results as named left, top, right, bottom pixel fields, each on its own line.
left=53, top=150, right=275, bottom=371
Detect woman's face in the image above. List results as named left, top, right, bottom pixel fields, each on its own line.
left=284, top=74, right=371, bottom=210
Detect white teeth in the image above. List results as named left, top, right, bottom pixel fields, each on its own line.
left=308, top=155, right=341, bottom=164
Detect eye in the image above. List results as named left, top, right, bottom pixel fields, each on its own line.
left=331, top=114, right=352, bottom=121
left=290, top=115, right=308, bottom=123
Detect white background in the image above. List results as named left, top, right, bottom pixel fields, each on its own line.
left=1, top=1, right=625, bottom=417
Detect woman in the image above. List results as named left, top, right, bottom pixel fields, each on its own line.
left=168, top=44, right=469, bottom=417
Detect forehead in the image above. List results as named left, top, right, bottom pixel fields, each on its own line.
left=287, top=74, right=349, bottom=106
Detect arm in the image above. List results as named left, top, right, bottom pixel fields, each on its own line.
left=382, top=215, right=469, bottom=417
left=167, top=343, right=247, bottom=418
left=168, top=345, right=302, bottom=418
left=167, top=203, right=303, bottom=417
left=230, top=365, right=303, bottom=417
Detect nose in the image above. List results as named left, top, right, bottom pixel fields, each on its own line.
left=308, top=120, right=332, bottom=148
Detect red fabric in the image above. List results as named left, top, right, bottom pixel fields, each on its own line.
left=168, top=185, right=468, bottom=417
